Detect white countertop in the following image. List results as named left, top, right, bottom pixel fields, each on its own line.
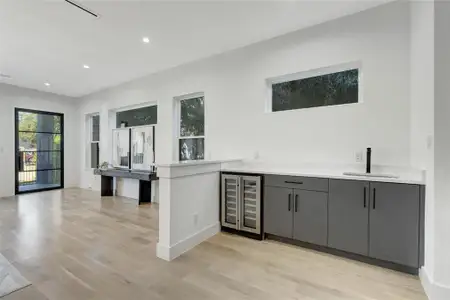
left=157, top=159, right=241, bottom=168
left=221, top=161, right=425, bottom=185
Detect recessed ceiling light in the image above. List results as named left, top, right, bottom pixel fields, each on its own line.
left=83, top=64, right=90, bottom=69
left=44, top=82, right=50, bottom=86
left=142, top=37, right=150, bottom=44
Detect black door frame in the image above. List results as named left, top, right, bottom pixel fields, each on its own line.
left=15, top=108, right=64, bottom=195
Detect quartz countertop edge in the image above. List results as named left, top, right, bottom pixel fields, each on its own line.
left=220, top=166, right=425, bottom=185
left=157, top=159, right=242, bottom=168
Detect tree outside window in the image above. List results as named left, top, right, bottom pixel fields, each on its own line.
left=179, top=96, right=205, bottom=161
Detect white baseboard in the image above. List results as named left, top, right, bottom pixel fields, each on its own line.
left=156, top=243, right=171, bottom=261
left=156, top=222, right=220, bottom=261
left=420, top=267, right=450, bottom=300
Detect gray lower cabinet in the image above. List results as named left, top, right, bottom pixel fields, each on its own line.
left=264, top=174, right=423, bottom=271
left=328, top=179, right=369, bottom=255
left=264, top=186, right=293, bottom=238
left=293, top=189, right=328, bottom=246
left=369, top=182, right=420, bottom=268
left=328, top=179, right=421, bottom=268
left=264, top=180, right=329, bottom=245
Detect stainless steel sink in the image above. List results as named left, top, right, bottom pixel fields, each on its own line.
left=343, top=172, right=399, bottom=179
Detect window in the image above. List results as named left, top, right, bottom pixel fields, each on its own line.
left=271, top=68, right=359, bottom=112
left=116, top=105, right=157, bottom=128
left=178, top=95, right=205, bottom=161
left=90, top=115, right=100, bottom=168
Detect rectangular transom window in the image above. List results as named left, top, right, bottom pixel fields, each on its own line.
left=178, top=95, right=205, bottom=161
left=271, top=68, right=359, bottom=112
left=116, top=105, right=157, bottom=128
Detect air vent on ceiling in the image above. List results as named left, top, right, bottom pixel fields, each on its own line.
left=64, top=0, right=100, bottom=18
left=0, top=73, right=11, bottom=79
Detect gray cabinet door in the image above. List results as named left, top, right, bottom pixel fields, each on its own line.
left=328, top=179, right=370, bottom=255
left=293, top=190, right=328, bottom=246
left=264, top=186, right=293, bottom=238
left=369, top=182, right=420, bottom=267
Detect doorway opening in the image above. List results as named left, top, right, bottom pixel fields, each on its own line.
left=15, top=108, right=64, bottom=194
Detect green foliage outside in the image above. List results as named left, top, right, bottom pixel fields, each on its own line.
left=179, top=97, right=205, bottom=161
left=180, top=97, right=204, bottom=137
left=272, top=69, right=358, bottom=112
left=18, top=112, right=61, bottom=151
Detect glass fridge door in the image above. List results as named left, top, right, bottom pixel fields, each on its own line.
left=240, top=176, right=261, bottom=234
left=221, top=174, right=239, bottom=229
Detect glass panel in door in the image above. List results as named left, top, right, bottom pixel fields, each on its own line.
left=221, top=175, right=238, bottom=229
left=16, top=109, right=64, bottom=194
left=240, top=176, right=261, bottom=234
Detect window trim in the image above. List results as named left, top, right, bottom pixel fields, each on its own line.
left=174, top=92, right=206, bottom=162
left=265, top=61, right=363, bottom=113
left=87, top=113, right=100, bottom=169
left=90, top=113, right=100, bottom=143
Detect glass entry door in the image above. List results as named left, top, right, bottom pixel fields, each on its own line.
left=15, top=108, right=64, bottom=194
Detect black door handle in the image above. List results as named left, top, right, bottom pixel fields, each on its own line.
left=288, top=194, right=291, bottom=211
left=295, top=194, right=298, bottom=212
left=18, top=151, right=24, bottom=172
left=363, top=187, right=367, bottom=208
left=285, top=181, right=303, bottom=185
left=373, top=188, right=376, bottom=210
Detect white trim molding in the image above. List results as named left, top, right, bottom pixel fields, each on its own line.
left=157, top=222, right=220, bottom=261
left=113, top=101, right=157, bottom=113
left=420, top=267, right=450, bottom=300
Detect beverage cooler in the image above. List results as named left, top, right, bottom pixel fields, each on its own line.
left=221, top=174, right=262, bottom=238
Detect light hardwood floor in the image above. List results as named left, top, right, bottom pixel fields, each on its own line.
left=0, top=188, right=427, bottom=300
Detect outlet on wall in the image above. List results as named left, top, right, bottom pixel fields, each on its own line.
left=355, top=151, right=363, bottom=163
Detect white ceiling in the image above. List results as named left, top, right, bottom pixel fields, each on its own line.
left=0, top=0, right=393, bottom=98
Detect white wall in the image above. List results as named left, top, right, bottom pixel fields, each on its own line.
left=0, top=83, right=79, bottom=198
left=78, top=1, right=412, bottom=192
left=410, top=0, right=435, bottom=285
left=433, top=0, right=450, bottom=293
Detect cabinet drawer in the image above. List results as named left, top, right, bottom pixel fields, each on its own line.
left=265, top=175, right=328, bottom=192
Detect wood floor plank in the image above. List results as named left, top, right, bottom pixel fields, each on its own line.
left=1, top=286, right=47, bottom=300
left=0, top=188, right=427, bottom=300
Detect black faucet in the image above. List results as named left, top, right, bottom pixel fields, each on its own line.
left=366, top=147, right=371, bottom=174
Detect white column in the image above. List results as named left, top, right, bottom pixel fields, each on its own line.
left=410, top=0, right=436, bottom=296
left=431, top=2, right=450, bottom=299
left=156, top=161, right=222, bottom=261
